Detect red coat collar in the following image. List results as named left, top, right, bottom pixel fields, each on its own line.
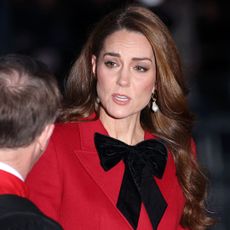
left=0, top=170, right=29, bottom=198
left=78, top=116, right=156, bottom=151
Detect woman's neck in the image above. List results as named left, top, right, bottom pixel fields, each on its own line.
left=99, top=109, right=144, bottom=145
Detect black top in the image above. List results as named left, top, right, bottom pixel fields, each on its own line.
left=0, top=194, right=63, bottom=230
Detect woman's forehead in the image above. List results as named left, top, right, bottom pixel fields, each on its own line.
left=100, top=29, right=154, bottom=59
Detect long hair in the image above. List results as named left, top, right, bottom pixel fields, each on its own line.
left=62, top=5, right=215, bottom=229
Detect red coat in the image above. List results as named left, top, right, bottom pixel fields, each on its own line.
left=26, top=118, right=188, bottom=230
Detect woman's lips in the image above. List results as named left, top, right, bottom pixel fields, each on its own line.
left=112, top=94, right=130, bottom=105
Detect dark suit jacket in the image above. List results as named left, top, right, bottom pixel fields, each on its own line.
left=26, top=117, right=191, bottom=230
left=0, top=194, right=63, bottom=230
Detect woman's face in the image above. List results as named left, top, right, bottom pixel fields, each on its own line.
left=92, top=29, right=156, bottom=120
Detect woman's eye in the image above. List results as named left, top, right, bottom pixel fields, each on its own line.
left=104, top=61, right=117, bottom=68
left=134, top=65, right=148, bottom=72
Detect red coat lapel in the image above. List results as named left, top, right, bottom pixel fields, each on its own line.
left=73, top=119, right=133, bottom=229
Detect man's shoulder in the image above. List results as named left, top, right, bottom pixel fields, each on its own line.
left=0, top=194, right=62, bottom=230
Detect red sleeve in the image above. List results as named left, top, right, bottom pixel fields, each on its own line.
left=26, top=137, right=63, bottom=222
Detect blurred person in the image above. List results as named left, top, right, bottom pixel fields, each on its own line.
left=26, top=5, right=215, bottom=230
left=0, top=54, right=63, bottom=230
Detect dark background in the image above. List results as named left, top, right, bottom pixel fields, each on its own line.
left=0, top=0, right=229, bottom=229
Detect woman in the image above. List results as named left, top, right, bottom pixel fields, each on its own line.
left=26, top=5, right=214, bottom=230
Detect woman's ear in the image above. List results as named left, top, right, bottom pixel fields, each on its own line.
left=152, top=80, right=157, bottom=93
left=92, top=55, right=97, bottom=76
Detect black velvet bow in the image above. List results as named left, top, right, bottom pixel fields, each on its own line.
left=94, top=132, right=168, bottom=230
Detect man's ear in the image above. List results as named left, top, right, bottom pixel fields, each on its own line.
left=92, top=55, right=97, bottom=76
left=37, top=124, right=54, bottom=152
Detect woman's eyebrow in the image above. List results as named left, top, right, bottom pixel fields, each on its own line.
left=103, top=52, right=153, bottom=62
left=132, top=57, right=153, bottom=62
left=103, top=52, right=120, bottom=57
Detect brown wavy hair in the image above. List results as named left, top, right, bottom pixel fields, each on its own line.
left=61, top=5, right=215, bottom=230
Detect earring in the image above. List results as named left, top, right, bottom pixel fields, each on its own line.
left=96, top=97, right=100, bottom=104
left=151, top=94, right=159, bottom=112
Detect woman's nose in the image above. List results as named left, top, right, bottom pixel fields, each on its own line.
left=116, top=67, right=130, bottom=87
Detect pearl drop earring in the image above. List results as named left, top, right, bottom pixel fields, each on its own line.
left=151, top=93, right=159, bottom=112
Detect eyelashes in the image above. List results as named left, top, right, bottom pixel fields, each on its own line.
left=104, top=61, right=118, bottom=68
left=104, top=61, right=149, bottom=72
left=133, top=65, right=148, bottom=72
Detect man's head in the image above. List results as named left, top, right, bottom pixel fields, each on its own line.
left=0, top=54, right=61, bottom=149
